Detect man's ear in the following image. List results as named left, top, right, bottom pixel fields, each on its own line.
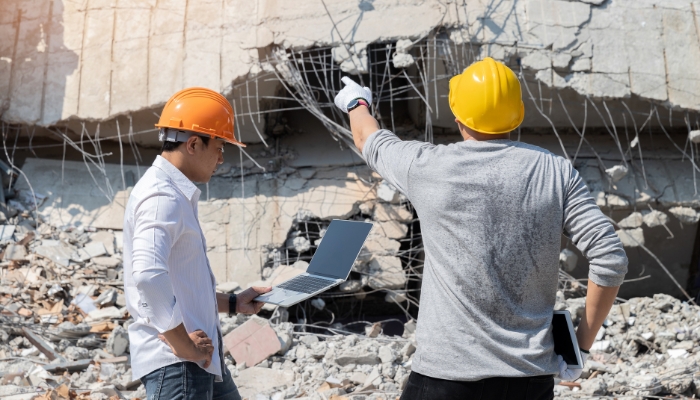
left=185, top=135, right=198, bottom=155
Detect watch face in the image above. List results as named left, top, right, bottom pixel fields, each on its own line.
left=347, top=99, right=360, bottom=110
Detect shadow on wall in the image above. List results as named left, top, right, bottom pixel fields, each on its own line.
left=1, top=0, right=79, bottom=126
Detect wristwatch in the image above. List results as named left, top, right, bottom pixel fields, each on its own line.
left=228, top=294, right=237, bottom=316
left=347, top=98, right=369, bottom=112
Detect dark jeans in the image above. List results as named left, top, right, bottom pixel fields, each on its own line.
left=400, top=371, right=554, bottom=400
left=141, top=362, right=242, bottom=400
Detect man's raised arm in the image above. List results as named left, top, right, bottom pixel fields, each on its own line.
left=334, top=77, right=380, bottom=152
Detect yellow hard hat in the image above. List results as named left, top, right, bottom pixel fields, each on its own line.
left=448, top=57, right=524, bottom=134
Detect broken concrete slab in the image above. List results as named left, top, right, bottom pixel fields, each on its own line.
left=235, top=367, right=295, bottom=400
left=0, top=225, right=16, bottom=241
left=34, top=241, right=74, bottom=267
left=223, top=316, right=281, bottom=368
left=3, top=244, right=27, bottom=261
left=92, top=256, right=121, bottom=268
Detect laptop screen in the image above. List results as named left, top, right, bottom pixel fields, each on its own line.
left=306, top=220, right=374, bottom=279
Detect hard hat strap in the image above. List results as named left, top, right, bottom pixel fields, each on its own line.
left=158, top=128, right=212, bottom=143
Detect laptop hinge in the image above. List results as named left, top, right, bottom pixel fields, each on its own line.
left=311, top=272, right=339, bottom=280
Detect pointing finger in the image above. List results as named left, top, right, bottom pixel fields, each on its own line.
left=341, top=76, right=358, bottom=87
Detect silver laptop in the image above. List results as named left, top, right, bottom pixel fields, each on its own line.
left=255, top=219, right=373, bottom=307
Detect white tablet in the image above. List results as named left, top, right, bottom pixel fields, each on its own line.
left=552, top=310, right=584, bottom=369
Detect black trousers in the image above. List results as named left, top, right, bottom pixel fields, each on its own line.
left=400, top=371, right=554, bottom=400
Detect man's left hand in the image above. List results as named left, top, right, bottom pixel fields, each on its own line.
left=557, top=351, right=588, bottom=381
left=236, top=286, right=272, bottom=314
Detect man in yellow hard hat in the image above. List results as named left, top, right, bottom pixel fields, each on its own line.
left=334, top=57, right=628, bottom=399
left=123, top=87, right=271, bottom=400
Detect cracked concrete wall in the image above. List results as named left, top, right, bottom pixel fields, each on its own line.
left=2, top=0, right=700, bottom=129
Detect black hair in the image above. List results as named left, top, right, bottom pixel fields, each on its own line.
left=160, top=135, right=210, bottom=153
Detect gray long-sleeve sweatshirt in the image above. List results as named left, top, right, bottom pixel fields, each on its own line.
left=362, top=130, right=628, bottom=381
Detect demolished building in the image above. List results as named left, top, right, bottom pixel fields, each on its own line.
left=1, top=0, right=700, bottom=398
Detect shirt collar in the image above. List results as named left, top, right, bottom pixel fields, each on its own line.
left=152, top=155, right=201, bottom=201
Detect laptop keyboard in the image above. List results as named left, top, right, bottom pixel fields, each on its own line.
left=277, top=275, right=334, bottom=294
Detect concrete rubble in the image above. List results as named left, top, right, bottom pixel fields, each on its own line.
left=552, top=292, right=700, bottom=399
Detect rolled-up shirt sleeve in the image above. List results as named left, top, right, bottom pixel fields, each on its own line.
left=362, top=129, right=431, bottom=197
left=131, top=192, right=184, bottom=333
left=563, top=165, right=628, bottom=287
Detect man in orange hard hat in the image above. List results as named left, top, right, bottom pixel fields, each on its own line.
left=123, top=87, right=271, bottom=400
left=334, top=58, right=628, bottom=399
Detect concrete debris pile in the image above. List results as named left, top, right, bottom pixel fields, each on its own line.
left=553, top=293, right=700, bottom=398
left=0, top=198, right=140, bottom=399
left=220, top=315, right=418, bottom=400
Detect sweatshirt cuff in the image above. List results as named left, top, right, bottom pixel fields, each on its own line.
left=588, top=270, right=624, bottom=288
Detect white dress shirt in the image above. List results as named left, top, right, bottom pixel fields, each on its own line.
left=123, top=156, right=223, bottom=380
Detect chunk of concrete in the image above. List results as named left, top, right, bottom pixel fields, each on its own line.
left=669, top=207, right=700, bottom=224
left=35, top=242, right=75, bottom=267
left=223, top=316, right=281, bottom=368
left=286, top=236, right=310, bottom=253
left=334, top=348, right=381, bottom=366
left=339, top=280, right=362, bottom=293
left=616, top=228, right=645, bottom=247
left=373, top=203, right=413, bottom=223
left=105, top=325, right=129, bottom=357
left=385, top=290, right=407, bottom=304
left=86, top=307, right=123, bottom=321
left=64, top=346, right=90, bottom=360
left=4, top=243, right=27, bottom=261
left=522, top=51, right=551, bottom=70
left=618, top=212, right=643, bottom=229
left=92, top=256, right=121, bottom=267
left=392, top=53, right=415, bottom=68
left=235, top=367, right=295, bottom=400
left=368, top=256, right=407, bottom=289
left=377, top=181, right=399, bottom=203
left=558, top=248, right=578, bottom=272
left=378, top=346, right=395, bottom=364
left=360, top=235, right=401, bottom=259
left=642, top=210, right=669, bottom=228
left=605, top=165, right=628, bottom=182
left=0, top=225, right=16, bottom=241
left=89, top=231, right=116, bottom=255
left=73, top=241, right=107, bottom=262
left=374, top=220, right=408, bottom=239
left=690, top=130, right=700, bottom=144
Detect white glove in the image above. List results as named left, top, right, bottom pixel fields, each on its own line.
left=557, top=351, right=588, bottom=381
left=334, top=77, right=373, bottom=113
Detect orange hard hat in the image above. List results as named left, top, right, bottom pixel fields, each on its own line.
left=155, top=87, right=245, bottom=147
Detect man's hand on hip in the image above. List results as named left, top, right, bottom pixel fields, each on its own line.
left=159, top=324, right=214, bottom=368
left=236, top=286, right=271, bottom=315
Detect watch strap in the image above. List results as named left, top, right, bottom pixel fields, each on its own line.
left=228, top=294, right=237, bottom=316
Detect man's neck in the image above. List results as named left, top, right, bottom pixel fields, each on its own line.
left=160, top=152, right=195, bottom=181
